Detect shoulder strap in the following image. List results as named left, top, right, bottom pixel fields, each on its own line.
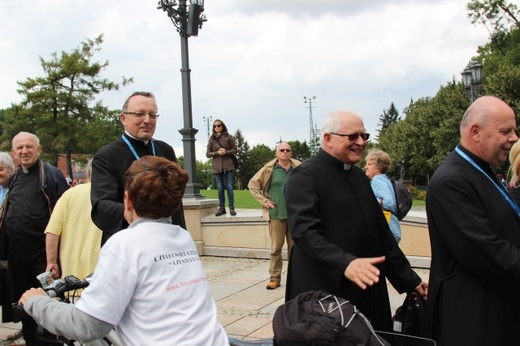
left=39, top=161, right=52, bottom=216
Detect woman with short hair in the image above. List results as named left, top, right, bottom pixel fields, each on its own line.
left=365, top=149, right=401, bottom=243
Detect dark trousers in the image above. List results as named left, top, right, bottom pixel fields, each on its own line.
left=8, top=237, right=56, bottom=346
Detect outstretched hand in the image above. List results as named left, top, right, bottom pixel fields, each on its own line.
left=344, top=256, right=386, bottom=290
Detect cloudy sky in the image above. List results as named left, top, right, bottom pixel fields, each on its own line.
left=1, top=0, right=489, bottom=161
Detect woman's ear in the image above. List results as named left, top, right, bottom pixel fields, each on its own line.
left=123, top=191, right=135, bottom=224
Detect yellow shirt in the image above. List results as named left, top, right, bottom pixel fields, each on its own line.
left=45, top=183, right=102, bottom=280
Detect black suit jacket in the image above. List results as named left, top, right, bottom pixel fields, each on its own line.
left=426, top=145, right=520, bottom=345
left=91, top=134, right=186, bottom=245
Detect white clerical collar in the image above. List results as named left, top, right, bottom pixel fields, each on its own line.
left=125, top=131, right=149, bottom=145
left=343, top=164, right=352, bottom=171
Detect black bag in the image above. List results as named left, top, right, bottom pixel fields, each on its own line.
left=273, top=290, right=390, bottom=346
left=392, top=292, right=427, bottom=337
left=231, top=154, right=239, bottom=169
left=391, top=179, right=413, bottom=220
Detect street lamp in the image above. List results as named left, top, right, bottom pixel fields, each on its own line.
left=203, top=115, right=213, bottom=188
left=157, top=0, right=207, bottom=198
left=461, top=61, right=483, bottom=102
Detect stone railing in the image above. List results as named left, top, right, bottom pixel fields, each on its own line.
left=182, top=198, right=430, bottom=269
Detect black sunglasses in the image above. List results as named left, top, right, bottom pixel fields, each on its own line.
left=213, top=124, right=222, bottom=128
left=329, top=132, right=370, bottom=141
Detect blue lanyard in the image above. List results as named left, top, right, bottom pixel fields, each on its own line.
left=122, top=135, right=155, bottom=160
left=455, top=146, right=520, bottom=217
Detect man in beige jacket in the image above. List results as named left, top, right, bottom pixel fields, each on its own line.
left=248, top=142, right=301, bottom=289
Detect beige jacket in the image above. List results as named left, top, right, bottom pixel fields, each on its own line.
left=248, top=157, right=301, bottom=220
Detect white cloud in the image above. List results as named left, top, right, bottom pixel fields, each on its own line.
left=0, top=0, right=489, bottom=162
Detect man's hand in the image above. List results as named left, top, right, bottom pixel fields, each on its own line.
left=415, top=281, right=428, bottom=300
left=46, top=263, right=60, bottom=279
left=344, top=256, right=386, bottom=290
left=19, top=288, right=46, bottom=305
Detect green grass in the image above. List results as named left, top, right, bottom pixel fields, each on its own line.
left=200, top=189, right=426, bottom=210
left=200, top=189, right=262, bottom=209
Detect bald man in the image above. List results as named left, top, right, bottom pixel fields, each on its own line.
left=425, top=96, right=520, bottom=345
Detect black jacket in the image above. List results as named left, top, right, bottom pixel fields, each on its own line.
left=91, top=134, right=186, bottom=245
left=284, top=149, right=420, bottom=331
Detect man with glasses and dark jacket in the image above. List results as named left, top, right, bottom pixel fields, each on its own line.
left=91, top=91, right=186, bottom=246
left=284, top=110, right=427, bottom=332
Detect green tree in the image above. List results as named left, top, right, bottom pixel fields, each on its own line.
left=11, top=34, right=132, bottom=172
left=287, top=140, right=311, bottom=162
left=233, top=128, right=251, bottom=189
left=467, top=0, right=519, bottom=35
left=376, top=102, right=401, bottom=139
left=378, top=81, right=467, bottom=184
left=240, top=144, right=275, bottom=189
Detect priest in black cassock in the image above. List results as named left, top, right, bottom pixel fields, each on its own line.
left=91, top=91, right=186, bottom=245
left=426, top=96, right=520, bottom=345
left=284, top=110, right=427, bottom=332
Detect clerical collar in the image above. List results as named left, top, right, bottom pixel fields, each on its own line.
left=21, top=159, right=40, bottom=174
left=343, top=164, right=352, bottom=171
left=124, top=131, right=149, bottom=145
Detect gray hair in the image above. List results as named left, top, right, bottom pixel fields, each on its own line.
left=0, top=152, right=14, bottom=173
left=12, top=132, right=40, bottom=148
left=320, top=110, right=362, bottom=147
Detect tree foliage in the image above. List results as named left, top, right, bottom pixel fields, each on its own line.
left=2, top=34, right=132, bottom=171
left=287, top=140, right=311, bottom=162
left=376, top=102, right=401, bottom=139
left=467, top=0, right=519, bottom=35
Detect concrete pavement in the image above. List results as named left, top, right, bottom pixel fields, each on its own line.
left=0, top=257, right=429, bottom=344
left=0, top=207, right=430, bottom=344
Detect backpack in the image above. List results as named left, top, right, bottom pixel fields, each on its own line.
left=273, top=290, right=390, bottom=346
left=391, top=179, right=413, bottom=221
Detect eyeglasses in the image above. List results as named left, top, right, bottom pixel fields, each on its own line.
left=329, top=132, right=370, bottom=141
left=279, top=149, right=291, bottom=153
left=213, top=124, right=222, bottom=128
left=123, top=112, right=159, bottom=120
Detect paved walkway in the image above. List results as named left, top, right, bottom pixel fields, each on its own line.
left=0, top=207, right=429, bottom=344
left=0, top=257, right=429, bottom=344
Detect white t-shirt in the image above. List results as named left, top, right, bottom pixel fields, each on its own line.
left=76, top=217, right=228, bottom=346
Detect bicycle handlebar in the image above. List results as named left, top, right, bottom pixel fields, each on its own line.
left=46, top=274, right=90, bottom=298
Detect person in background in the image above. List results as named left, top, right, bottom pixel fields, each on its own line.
left=508, top=141, right=520, bottom=205
left=19, top=156, right=229, bottom=346
left=0, top=152, right=14, bottom=203
left=364, top=149, right=401, bottom=243
left=5, top=132, right=69, bottom=346
left=206, top=119, right=238, bottom=217
left=45, top=159, right=102, bottom=282
left=0, top=152, right=16, bottom=329
left=91, top=91, right=186, bottom=246
left=248, top=142, right=301, bottom=290
left=284, top=110, right=427, bottom=332
left=425, top=96, right=520, bottom=345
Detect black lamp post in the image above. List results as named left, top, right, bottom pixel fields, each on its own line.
left=157, top=0, right=207, bottom=198
left=461, top=61, right=483, bottom=103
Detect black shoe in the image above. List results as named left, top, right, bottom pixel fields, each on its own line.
left=215, top=208, right=226, bottom=217
left=230, top=208, right=237, bottom=216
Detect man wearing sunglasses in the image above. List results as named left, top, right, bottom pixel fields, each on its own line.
left=91, top=91, right=186, bottom=245
left=284, top=110, right=427, bottom=332
left=248, top=142, right=301, bottom=290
